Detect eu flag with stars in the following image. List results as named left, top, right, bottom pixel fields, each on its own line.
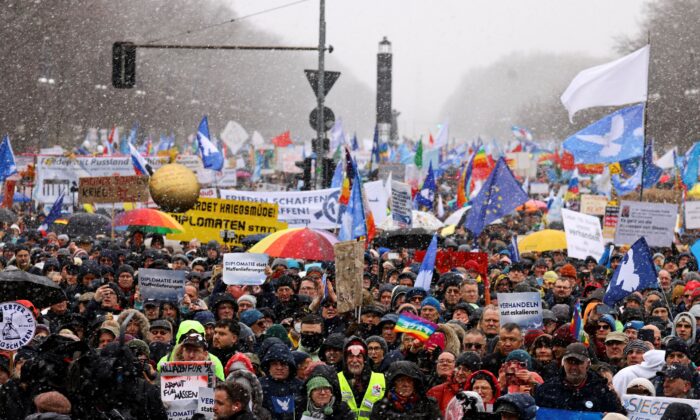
left=603, top=236, right=658, bottom=306
left=464, top=158, right=528, bottom=237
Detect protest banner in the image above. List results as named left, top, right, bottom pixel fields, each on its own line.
left=222, top=253, right=269, bottom=285
left=536, top=408, right=603, bottom=419
left=685, top=200, right=700, bottom=230
left=602, top=204, right=619, bottom=242
left=580, top=194, right=608, bottom=216
left=167, top=198, right=287, bottom=247
left=196, top=387, right=215, bottom=419
left=622, top=394, right=700, bottom=419
left=34, top=154, right=202, bottom=204
left=413, top=250, right=489, bottom=279
left=0, top=301, right=36, bottom=351
left=219, top=188, right=340, bottom=229
left=364, top=180, right=389, bottom=228
left=614, top=201, right=677, bottom=247
left=78, top=175, right=149, bottom=204
left=562, top=208, right=605, bottom=260
left=497, top=292, right=543, bottom=330
left=391, top=181, right=412, bottom=228
left=529, top=182, right=550, bottom=195
left=160, top=362, right=215, bottom=420
left=378, top=163, right=406, bottom=182
left=139, top=268, right=187, bottom=303
left=334, top=240, right=364, bottom=313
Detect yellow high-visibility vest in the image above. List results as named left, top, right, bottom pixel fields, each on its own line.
left=337, top=371, right=385, bottom=420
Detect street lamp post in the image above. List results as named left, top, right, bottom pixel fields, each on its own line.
left=376, top=37, right=393, bottom=153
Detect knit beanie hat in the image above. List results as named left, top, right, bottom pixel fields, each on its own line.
left=623, top=339, right=651, bottom=357
left=505, top=349, right=532, bottom=370
left=366, top=336, right=388, bottom=354
left=421, top=296, right=442, bottom=313
left=306, top=376, right=332, bottom=396
left=237, top=294, right=257, bottom=308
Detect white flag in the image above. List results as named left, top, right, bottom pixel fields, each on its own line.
left=655, top=147, right=677, bottom=169
left=561, top=45, right=649, bottom=122
left=251, top=131, right=265, bottom=148
left=434, top=121, right=449, bottom=149
left=219, top=120, right=249, bottom=155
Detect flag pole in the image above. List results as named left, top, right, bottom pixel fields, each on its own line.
left=640, top=34, right=652, bottom=201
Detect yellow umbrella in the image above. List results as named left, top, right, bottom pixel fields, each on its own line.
left=518, top=229, right=567, bottom=253
left=440, top=224, right=456, bottom=237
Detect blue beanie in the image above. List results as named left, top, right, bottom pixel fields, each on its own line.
left=193, top=310, right=216, bottom=326
left=600, top=314, right=616, bottom=331
left=421, top=296, right=442, bottom=313
left=505, top=349, right=532, bottom=370
left=240, top=309, right=264, bottom=327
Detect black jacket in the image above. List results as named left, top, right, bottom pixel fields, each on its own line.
left=370, top=361, right=441, bottom=420
left=259, top=343, right=303, bottom=420
left=534, top=369, right=626, bottom=414
left=295, top=365, right=353, bottom=420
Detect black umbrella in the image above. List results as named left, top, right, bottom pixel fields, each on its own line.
left=66, top=212, right=111, bottom=237
left=0, top=269, right=67, bottom=308
left=373, top=227, right=440, bottom=249
left=241, top=233, right=269, bottom=248
left=0, top=208, right=17, bottom=225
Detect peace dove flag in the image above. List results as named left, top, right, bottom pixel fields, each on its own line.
left=603, top=237, right=658, bottom=306
left=561, top=45, right=649, bottom=122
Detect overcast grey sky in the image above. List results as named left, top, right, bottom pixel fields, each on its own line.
left=229, top=0, right=649, bottom=137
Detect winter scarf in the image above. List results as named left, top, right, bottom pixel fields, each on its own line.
left=303, top=395, right=335, bottom=418
left=389, top=389, right=420, bottom=413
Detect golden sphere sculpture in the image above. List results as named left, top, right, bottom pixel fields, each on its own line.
left=149, top=163, right=200, bottom=212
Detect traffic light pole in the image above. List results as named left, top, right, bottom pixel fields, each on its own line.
left=312, top=0, right=327, bottom=190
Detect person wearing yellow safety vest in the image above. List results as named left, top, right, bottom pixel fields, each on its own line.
left=337, top=336, right=385, bottom=420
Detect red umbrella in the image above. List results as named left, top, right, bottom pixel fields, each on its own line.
left=248, top=227, right=337, bottom=261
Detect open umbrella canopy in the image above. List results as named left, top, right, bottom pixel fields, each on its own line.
left=248, top=227, right=338, bottom=261
left=518, top=229, right=567, bottom=253
left=379, top=210, right=444, bottom=231
left=374, top=227, right=438, bottom=249
left=241, top=233, right=269, bottom=248
left=66, top=212, right=111, bottom=237
left=113, top=208, right=185, bottom=234
left=0, top=268, right=67, bottom=308
left=444, top=205, right=471, bottom=226
left=0, top=208, right=17, bottom=224
left=516, top=199, right=548, bottom=213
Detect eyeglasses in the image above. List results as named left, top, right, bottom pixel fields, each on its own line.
left=445, top=289, right=461, bottom=295
left=464, top=343, right=483, bottom=350
left=150, top=329, right=169, bottom=336
left=367, top=346, right=383, bottom=352
left=598, top=324, right=611, bottom=330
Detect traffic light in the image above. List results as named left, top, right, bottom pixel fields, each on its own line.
left=112, top=41, right=136, bottom=89
left=320, top=158, right=335, bottom=188
left=294, top=158, right=312, bottom=190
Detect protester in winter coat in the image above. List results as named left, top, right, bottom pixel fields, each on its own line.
left=612, top=349, right=665, bottom=396
left=427, top=351, right=481, bottom=415
left=535, top=343, right=626, bottom=414
left=295, top=364, right=352, bottom=420
left=493, top=392, right=537, bottom=420
left=672, top=312, right=697, bottom=347
left=226, top=361, right=272, bottom=420
left=370, top=361, right=442, bottom=420
left=466, top=369, right=501, bottom=407
left=156, top=320, right=225, bottom=380
left=259, top=342, right=303, bottom=420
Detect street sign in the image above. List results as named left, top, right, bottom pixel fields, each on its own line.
left=309, top=107, right=335, bottom=131
left=304, top=70, right=341, bottom=97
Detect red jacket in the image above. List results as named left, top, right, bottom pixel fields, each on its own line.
left=427, top=375, right=469, bottom=415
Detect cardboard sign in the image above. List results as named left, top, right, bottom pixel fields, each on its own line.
left=391, top=181, right=413, bottom=228
left=222, top=253, right=269, bottom=285
left=614, top=201, right=678, bottom=247
left=196, top=387, right=215, bottom=418
left=0, top=301, right=36, bottom=351
left=413, top=250, right=489, bottom=279
left=579, top=194, right=608, bottom=216
left=622, top=394, right=700, bottom=419
left=497, top=292, right=543, bottom=330
left=139, top=268, right=187, bottom=303
left=219, top=188, right=340, bottom=229
left=334, top=240, right=365, bottom=313
left=168, top=198, right=287, bottom=247
left=602, top=205, right=619, bottom=242
left=562, top=209, right=605, bottom=260
left=161, top=362, right=215, bottom=420
left=78, top=175, right=149, bottom=204
left=685, top=201, right=700, bottom=230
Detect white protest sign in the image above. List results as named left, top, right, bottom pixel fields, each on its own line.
left=562, top=208, right=605, bottom=261
left=219, top=188, right=339, bottom=229
left=580, top=194, right=608, bottom=216
left=614, top=201, right=678, bottom=247
left=497, top=292, right=543, bottom=330
left=391, top=181, right=412, bottom=228
left=0, top=301, right=36, bottom=351
left=139, top=268, right=187, bottom=303
left=529, top=182, right=550, bottom=195
left=622, top=394, right=700, bottom=419
left=685, top=201, right=700, bottom=230
left=364, top=180, right=389, bottom=228
left=222, top=253, right=269, bottom=285
left=161, top=362, right=215, bottom=420
left=196, top=387, right=215, bottom=418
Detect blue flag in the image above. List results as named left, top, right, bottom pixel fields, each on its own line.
left=330, top=159, right=343, bottom=189
left=197, top=116, right=224, bottom=171
left=612, top=141, right=662, bottom=194
left=415, top=234, right=438, bottom=291
left=464, top=158, right=529, bottom=237
left=683, top=142, right=700, bottom=189
left=691, top=239, right=700, bottom=266
left=507, top=235, right=520, bottom=263
left=121, top=123, right=138, bottom=155
left=371, top=125, right=380, bottom=164
left=39, top=192, right=65, bottom=232
left=563, top=103, right=644, bottom=164
left=603, top=237, right=658, bottom=306
left=598, top=244, right=615, bottom=269
left=0, top=136, right=17, bottom=180
left=415, top=161, right=436, bottom=210
left=351, top=133, right=359, bottom=151
left=338, top=168, right=367, bottom=241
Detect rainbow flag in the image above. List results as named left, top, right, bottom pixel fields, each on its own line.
left=339, top=147, right=354, bottom=207
left=394, top=312, right=438, bottom=342
left=471, top=146, right=494, bottom=180
left=570, top=300, right=588, bottom=347
left=565, top=170, right=579, bottom=201
left=456, top=151, right=475, bottom=208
